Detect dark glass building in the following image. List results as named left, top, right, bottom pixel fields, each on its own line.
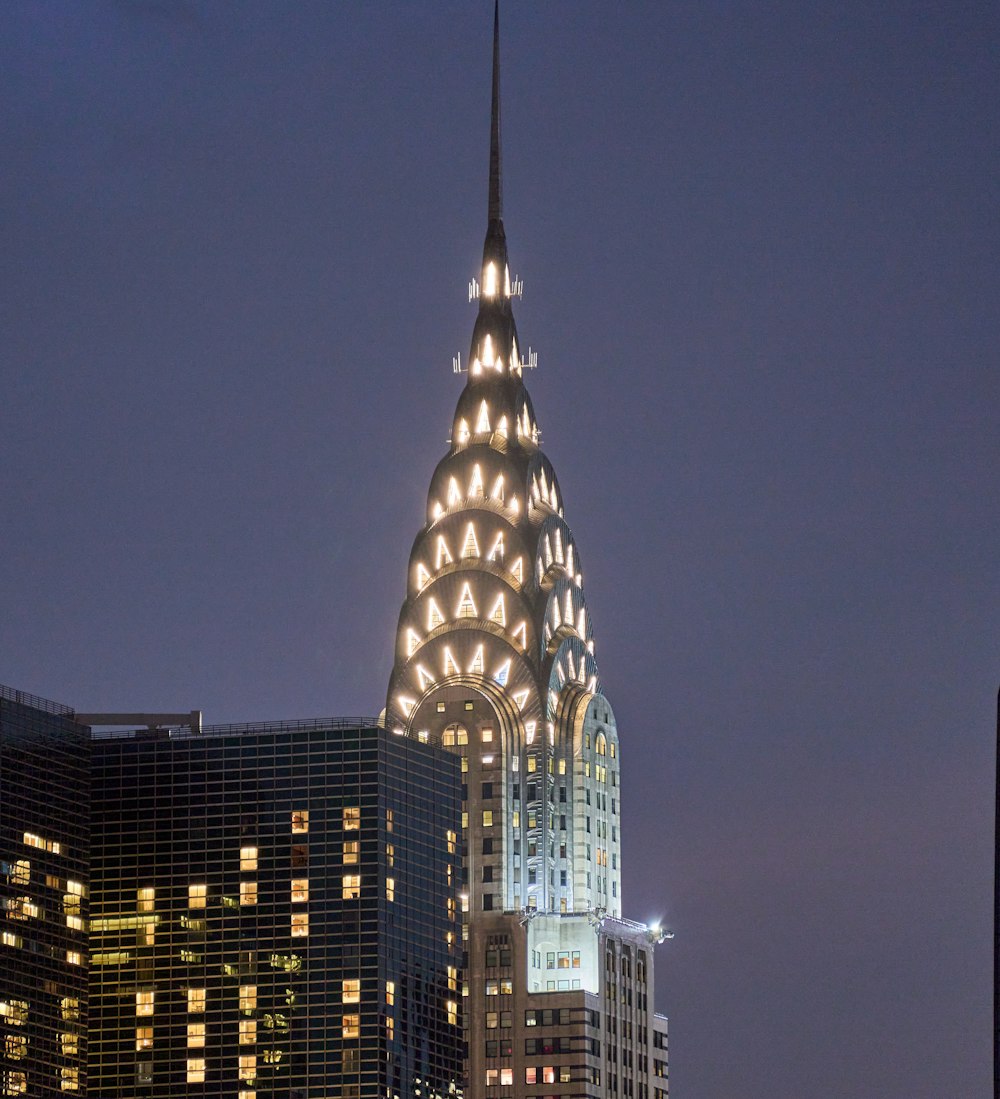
left=87, top=718, right=463, bottom=1098
left=0, top=685, right=91, bottom=1098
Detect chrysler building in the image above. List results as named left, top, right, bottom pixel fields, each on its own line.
left=384, top=6, right=669, bottom=1096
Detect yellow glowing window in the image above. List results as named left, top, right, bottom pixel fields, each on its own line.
left=291, top=809, right=309, bottom=833
left=291, top=879, right=309, bottom=903
left=385, top=980, right=395, bottom=1006
left=511, top=810, right=520, bottom=828
left=291, top=913, right=309, bottom=937
left=469, top=464, right=484, bottom=496
left=386, top=808, right=394, bottom=833
left=66, top=950, right=82, bottom=966
left=238, top=1092, right=256, bottom=1099
left=60, top=1067, right=80, bottom=1092
left=1, top=932, right=22, bottom=948
left=187, top=988, right=206, bottom=1014
left=406, top=627, right=421, bottom=658
left=10, top=860, right=29, bottom=885
left=240, top=881, right=257, bottom=906
left=342, top=978, right=360, bottom=1004
left=342, top=1013, right=360, bottom=1039
left=5, top=1034, right=27, bottom=1060
left=342, top=806, right=360, bottom=831
left=239, top=986, right=257, bottom=1014
left=385, top=877, right=395, bottom=902
left=59, top=1031, right=79, bottom=1056
left=133, top=1026, right=153, bottom=1051
left=481, top=726, right=494, bottom=743
left=239, top=1018, right=256, bottom=1045
left=342, top=873, right=362, bottom=900
left=136, top=991, right=154, bottom=1017
left=527, top=755, right=537, bottom=772
left=446, top=829, right=457, bottom=854
left=60, top=998, right=79, bottom=1022
left=462, top=522, right=480, bottom=556
left=482, top=810, right=494, bottom=827
left=240, top=846, right=258, bottom=871
left=469, top=644, right=485, bottom=675
left=186, top=1022, right=204, bottom=1048
left=386, top=1014, right=395, bottom=1040
left=187, top=1058, right=206, bottom=1083
left=137, top=886, right=154, bottom=911
left=456, top=583, right=477, bottom=618
left=342, top=839, right=359, bottom=863
left=188, top=884, right=206, bottom=909
left=461, top=811, right=468, bottom=829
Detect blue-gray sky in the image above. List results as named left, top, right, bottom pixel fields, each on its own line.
left=2, top=3, right=997, bottom=1096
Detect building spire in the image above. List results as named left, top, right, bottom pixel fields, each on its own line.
left=488, top=0, right=502, bottom=224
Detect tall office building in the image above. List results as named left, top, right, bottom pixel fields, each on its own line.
left=384, top=8, right=669, bottom=1096
left=0, top=686, right=91, bottom=1098
left=88, top=719, right=464, bottom=1098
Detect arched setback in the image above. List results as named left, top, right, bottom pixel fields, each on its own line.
left=570, top=692, right=621, bottom=917
left=408, top=680, right=528, bottom=917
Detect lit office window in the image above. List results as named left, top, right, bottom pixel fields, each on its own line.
left=342, top=1014, right=360, bottom=1039
left=4, top=1035, right=27, bottom=1059
left=187, top=988, right=206, bottom=1014
left=343, top=840, right=359, bottom=864
left=60, top=1067, right=80, bottom=1092
left=187, top=1023, right=205, bottom=1048
left=342, top=875, right=361, bottom=900
left=342, top=806, right=360, bottom=830
left=135, top=991, right=154, bottom=1017
left=290, top=879, right=309, bottom=903
left=137, top=887, right=154, bottom=911
left=239, top=1019, right=256, bottom=1045
left=239, top=986, right=257, bottom=1014
left=342, top=979, right=360, bottom=1004
left=188, top=884, right=207, bottom=909
left=385, top=877, right=395, bottom=902
left=446, top=999, right=458, bottom=1025
left=239, top=1054, right=257, bottom=1081
left=186, top=1058, right=206, bottom=1083
left=385, top=981, right=395, bottom=1006
left=240, top=847, right=258, bottom=871
left=291, top=810, right=309, bottom=833
left=135, top=1027, right=153, bottom=1051
left=291, top=913, right=309, bottom=937
left=240, top=882, right=257, bottom=906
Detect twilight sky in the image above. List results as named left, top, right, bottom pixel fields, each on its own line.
left=2, top=3, right=997, bottom=1096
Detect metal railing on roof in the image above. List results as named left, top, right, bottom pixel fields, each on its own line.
left=0, top=683, right=74, bottom=716
left=91, top=716, right=378, bottom=741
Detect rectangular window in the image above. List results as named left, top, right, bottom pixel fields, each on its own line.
left=137, top=886, right=154, bottom=911
left=136, top=991, right=154, bottom=1017
left=240, top=881, right=257, bottom=905
left=291, top=913, right=309, bottom=937
left=188, top=884, right=207, bottom=909
left=186, top=1022, right=205, bottom=1047
left=239, top=1018, right=256, bottom=1045
left=239, top=1054, right=256, bottom=1081
left=447, top=999, right=458, bottom=1025
left=385, top=980, right=395, bottom=1006
left=343, top=1013, right=360, bottom=1039
left=186, top=1058, right=206, bottom=1083
left=291, top=879, right=309, bottom=903
left=343, top=806, right=360, bottom=830
left=342, top=875, right=361, bottom=900
left=482, top=810, right=493, bottom=827
left=240, top=846, right=258, bottom=871
left=481, top=726, right=493, bottom=742
left=291, top=809, right=309, bottom=833
left=385, top=877, right=395, bottom=902
left=342, top=978, right=361, bottom=1004
left=134, top=1027, right=153, bottom=1051
left=342, top=839, right=359, bottom=864
left=239, top=986, right=257, bottom=1014
left=187, top=989, right=206, bottom=1013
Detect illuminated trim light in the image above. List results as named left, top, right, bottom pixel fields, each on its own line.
left=436, top=536, right=453, bottom=569
left=476, top=401, right=491, bottom=434
left=525, top=720, right=537, bottom=744
left=416, top=563, right=431, bottom=590
left=512, top=621, right=527, bottom=650
left=406, top=629, right=421, bottom=657
left=432, top=501, right=444, bottom=521
left=427, top=599, right=444, bottom=630
left=443, top=647, right=460, bottom=676
left=469, top=645, right=485, bottom=675
left=565, top=588, right=574, bottom=623
left=416, top=664, right=435, bottom=690
left=482, top=334, right=495, bottom=366
left=512, top=689, right=529, bottom=711
left=487, top=531, right=504, bottom=561
left=491, top=474, right=504, bottom=501
left=462, top=523, right=480, bottom=558
left=447, top=478, right=461, bottom=506
left=469, top=465, right=484, bottom=497
left=511, top=557, right=523, bottom=583
left=484, top=262, right=498, bottom=297
left=399, top=696, right=416, bottom=717
left=497, top=415, right=508, bottom=438
left=456, top=418, right=470, bottom=445
left=493, top=659, right=510, bottom=686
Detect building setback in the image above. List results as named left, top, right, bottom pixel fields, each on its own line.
left=0, top=686, right=91, bottom=1098
left=383, top=7, right=669, bottom=1097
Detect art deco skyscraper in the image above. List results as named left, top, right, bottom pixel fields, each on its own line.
left=385, top=7, right=669, bottom=1097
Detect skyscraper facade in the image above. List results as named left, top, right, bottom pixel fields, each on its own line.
left=0, top=686, right=91, bottom=1098
left=88, top=719, right=464, bottom=1098
left=384, top=8, right=668, bottom=1096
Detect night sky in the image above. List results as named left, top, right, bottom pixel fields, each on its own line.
left=2, top=3, right=997, bottom=1096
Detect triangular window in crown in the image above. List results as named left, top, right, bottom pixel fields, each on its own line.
left=468, top=464, right=484, bottom=497
left=488, top=593, right=506, bottom=627
left=476, top=400, right=491, bottom=434
left=462, top=523, right=480, bottom=559
left=482, top=334, right=494, bottom=367
left=493, top=658, right=511, bottom=687
left=512, top=621, right=527, bottom=650
left=457, top=583, right=477, bottom=619
left=406, top=628, right=421, bottom=657
left=443, top=646, right=460, bottom=676
left=416, top=563, right=431, bottom=591
left=512, top=688, right=529, bottom=711
left=491, top=474, right=504, bottom=502
left=427, top=599, right=444, bottom=630
left=511, top=556, right=523, bottom=584
left=487, top=531, right=505, bottom=562
left=469, top=644, right=485, bottom=676
left=497, top=415, right=508, bottom=439
left=416, top=664, right=435, bottom=691
left=447, top=477, right=462, bottom=506
left=398, top=695, right=415, bottom=717
left=554, top=528, right=564, bottom=564
left=436, top=536, right=453, bottom=570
